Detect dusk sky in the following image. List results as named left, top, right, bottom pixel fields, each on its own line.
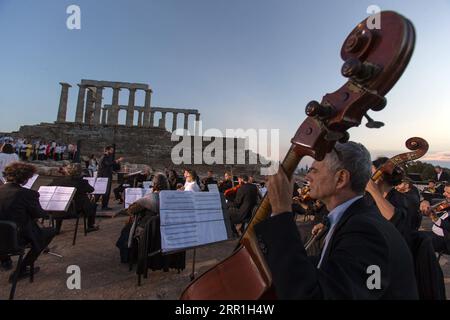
left=0, top=0, right=449, bottom=167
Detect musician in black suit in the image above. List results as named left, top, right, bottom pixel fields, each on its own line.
left=96, top=146, right=124, bottom=210
left=0, top=162, right=56, bottom=279
left=227, top=175, right=259, bottom=235
left=51, top=164, right=99, bottom=233
left=420, top=183, right=450, bottom=253
left=254, top=142, right=418, bottom=299
left=218, top=172, right=233, bottom=193
left=366, top=158, right=412, bottom=240
left=435, top=166, right=450, bottom=194
left=396, top=179, right=422, bottom=230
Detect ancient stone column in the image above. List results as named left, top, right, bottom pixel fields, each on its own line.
left=195, top=113, right=201, bottom=136
left=101, top=108, right=107, bottom=125
left=126, top=88, right=137, bottom=127
left=184, top=113, right=189, bottom=132
left=160, top=111, right=167, bottom=129
left=108, top=87, right=121, bottom=125
left=143, top=89, right=152, bottom=128
left=93, top=86, right=103, bottom=124
left=138, top=110, right=143, bottom=127
left=75, top=84, right=87, bottom=123
left=57, top=82, right=71, bottom=123
left=172, top=112, right=178, bottom=131
left=149, top=111, right=155, bottom=127
left=84, top=88, right=96, bottom=124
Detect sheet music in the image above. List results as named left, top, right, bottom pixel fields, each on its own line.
left=83, top=177, right=109, bottom=194
left=38, top=186, right=76, bottom=212
left=94, top=178, right=108, bottom=194
left=207, top=184, right=219, bottom=193
left=124, top=188, right=145, bottom=209
left=159, top=191, right=228, bottom=252
left=143, top=181, right=153, bottom=189
left=22, top=174, right=39, bottom=189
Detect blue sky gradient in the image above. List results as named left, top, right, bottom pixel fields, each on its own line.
left=0, top=0, right=449, bottom=166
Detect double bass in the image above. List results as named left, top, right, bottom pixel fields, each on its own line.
left=371, top=137, right=429, bottom=182
left=181, top=11, right=416, bottom=300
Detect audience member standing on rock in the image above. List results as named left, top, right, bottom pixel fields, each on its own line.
left=0, top=143, right=19, bottom=180
left=96, top=145, right=124, bottom=210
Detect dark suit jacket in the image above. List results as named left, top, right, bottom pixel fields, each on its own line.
left=232, top=183, right=259, bottom=221
left=254, top=197, right=419, bottom=299
left=97, top=154, right=120, bottom=177
left=436, top=171, right=450, bottom=183
left=0, top=183, right=47, bottom=250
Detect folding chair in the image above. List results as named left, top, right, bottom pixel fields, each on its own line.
left=0, top=221, right=34, bottom=300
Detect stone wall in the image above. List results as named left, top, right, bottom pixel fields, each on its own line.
left=9, top=122, right=266, bottom=178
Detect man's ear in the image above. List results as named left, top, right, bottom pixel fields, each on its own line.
left=335, top=169, right=350, bottom=190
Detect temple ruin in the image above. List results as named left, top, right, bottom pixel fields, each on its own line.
left=56, top=80, right=200, bottom=133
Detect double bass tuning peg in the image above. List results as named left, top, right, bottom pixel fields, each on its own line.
left=364, top=113, right=384, bottom=129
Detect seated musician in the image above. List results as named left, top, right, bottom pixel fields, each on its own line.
left=423, top=180, right=437, bottom=194
left=116, top=174, right=182, bottom=265
left=218, top=171, right=233, bottom=193
left=420, top=183, right=450, bottom=253
left=224, top=177, right=242, bottom=201
left=201, top=170, right=218, bottom=191
left=134, top=167, right=153, bottom=188
left=227, top=175, right=259, bottom=236
left=396, top=179, right=422, bottom=230
left=183, top=170, right=201, bottom=192
left=51, top=163, right=99, bottom=233
left=0, top=162, right=56, bottom=279
left=254, top=142, right=418, bottom=299
left=365, top=158, right=411, bottom=240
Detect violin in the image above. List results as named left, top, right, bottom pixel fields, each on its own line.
left=371, top=137, right=429, bottom=182
left=426, top=200, right=450, bottom=222
left=297, top=186, right=312, bottom=202
left=224, top=183, right=242, bottom=200
left=181, top=11, right=415, bottom=300
left=431, top=200, right=450, bottom=213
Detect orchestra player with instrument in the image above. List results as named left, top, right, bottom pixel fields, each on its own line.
left=365, top=157, right=411, bottom=240
left=180, top=11, right=418, bottom=300
left=420, top=183, right=450, bottom=254
left=254, top=142, right=418, bottom=299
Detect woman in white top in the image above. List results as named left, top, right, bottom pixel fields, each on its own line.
left=0, top=143, right=19, bottom=179
left=183, top=169, right=201, bottom=192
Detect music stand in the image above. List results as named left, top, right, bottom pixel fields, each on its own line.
left=158, top=191, right=232, bottom=281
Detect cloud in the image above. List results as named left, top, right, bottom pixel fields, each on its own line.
left=422, top=151, right=450, bottom=162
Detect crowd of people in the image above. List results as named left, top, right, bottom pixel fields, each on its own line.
left=0, top=136, right=78, bottom=162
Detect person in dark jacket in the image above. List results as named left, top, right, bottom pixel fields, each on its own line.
left=51, top=163, right=99, bottom=233
left=396, top=179, right=422, bottom=230
left=96, top=145, right=124, bottom=210
left=0, top=162, right=56, bottom=279
left=254, top=142, right=418, bottom=299
left=365, top=157, right=411, bottom=241
left=227, top=175, right=259, bottom=235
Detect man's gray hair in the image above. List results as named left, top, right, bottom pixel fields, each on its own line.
left=324, top=141, right=372, bottom=194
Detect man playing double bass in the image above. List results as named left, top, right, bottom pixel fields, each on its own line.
left=254, top=142, right=418, bottom=299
